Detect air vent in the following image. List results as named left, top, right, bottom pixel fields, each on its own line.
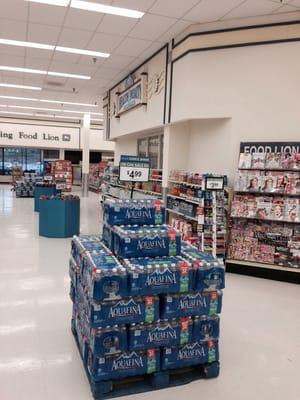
left=46, top=81, right=64, bottom=87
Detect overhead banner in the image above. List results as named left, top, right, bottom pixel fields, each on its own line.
left=0, top=123, right=80, bottom=149
left=240, top=142, right=300, bottom=153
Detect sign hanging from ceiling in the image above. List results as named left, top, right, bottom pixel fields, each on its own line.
left=0, top=122, right=80, bottom=149
left=116, top=73, right=148, bottom=117
left=119, top=155, right=150, bottom=182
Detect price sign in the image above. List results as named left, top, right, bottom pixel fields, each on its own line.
left=44, top=175, right=53, bottom=181
left=205, top=176, right=225, bottom=190
left=119, top=155, right=150, bottom=182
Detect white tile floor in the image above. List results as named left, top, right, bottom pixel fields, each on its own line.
left=0, top=184, right=299, bottom=400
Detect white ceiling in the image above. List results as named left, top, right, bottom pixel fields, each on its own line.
left=0, top=0, right=299, bottom=119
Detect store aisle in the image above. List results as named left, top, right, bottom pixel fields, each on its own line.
left=0, top=184, right=299, bottom=400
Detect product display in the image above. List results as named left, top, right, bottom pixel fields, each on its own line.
left=53, top=160, right=73, bottom=191
left=167, top=170, right=227, bottom=258
left=15, top=173, right=43, bottom=198
left=70, top=198, right=224, bottom=396
left=229, top=145, right=300, bottom=270
left=89, top=162, right=107, bottom=193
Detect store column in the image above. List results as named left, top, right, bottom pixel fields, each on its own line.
left=81, top=113, right=90, bottom=197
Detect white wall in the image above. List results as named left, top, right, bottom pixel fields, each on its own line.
left=171, top=42, right=300, bottom=183
left=87, top=129, right=115, bottom=152
left=114, top=136, right=137, bottom=165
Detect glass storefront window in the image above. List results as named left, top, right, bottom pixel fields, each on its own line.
left=26, top=148, right=42, bottom=173
left=0, top=147, right=42, bottom=175
left=137, top=135, right=163, bottom=169
left=3, top=147, right=23, bottom=175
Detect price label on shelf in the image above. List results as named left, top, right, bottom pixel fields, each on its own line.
left=119, top=155, right=150, bottom=182
left=205, top=176, right=225, bottom=190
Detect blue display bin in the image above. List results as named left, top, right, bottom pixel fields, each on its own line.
left=39, top=199, right=80, bottom=238
left=34, top=186, right=60, bottom=212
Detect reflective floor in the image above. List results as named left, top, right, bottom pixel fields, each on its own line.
left=0, top=184, right=299, bottom=400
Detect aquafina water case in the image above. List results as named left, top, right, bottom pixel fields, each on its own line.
left=161, top=340, right=219, bottom=370
left=123, top=256, right=193, bottom=296
left=89, top=325, right=127, bottom=356
left=81, top=250, right=128, bottom=301
left=113, top=225, right=181, bottom=259
left=103, top=198, right=165, bottom=226
left=128, top=317, right=193, bottom=351
left=160, top=290, right=223, bottom=319
left=193, top=315, right=220, bottom=341
left=181, top=242, right=225, bottom=290
left=88, top=348, right=160, bottom=381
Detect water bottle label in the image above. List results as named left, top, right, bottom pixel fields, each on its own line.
left=208, top=341, right=216, bottom=363
left=209, top=292, right=218, bottom=315
left=144, top=296, right=155, bottom=323
left=147, top=349, right=156, bottom=374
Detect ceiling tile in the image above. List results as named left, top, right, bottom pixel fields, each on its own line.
left=49, top=60, right=98, bottom=75
left=222, top=0, right=281, bottom=20
left=111, top=0, right=156, bottom=12
left=57, top=28, right=94, bottom=48
left=87, top=33, right=124, bottom=53
left=184, top=0, right=246, bottom=23
left=135, top=41, right=164, bottom=60
left=0, top=19, right=27, bottom=40
left=102, top=54, right=136, bottom=69
left=149, top=0, right=200, bottom=19
left=28, top=3, right=67, bottom=27
left=129, top=13, right=177, bottom=41
left=25, top=48, right=53, bottom=61
left=97, top=14, right=137, bottom=36
left=0, top=44, right=25, bottom=58
left=93, top=66, right=122, bottom=79
left=272, top=4, right=300, bottom=13
left=288, top=0, right=300, bottom=7
left=114, top=37, right=153, bottom=57
left=159, top=20, right=192, bottom=44
left=76, top=55, right=106, bottom=67
left=27, top=23, right=61, bottom=45
left=0, top=0, right=29, bottom=22
left=64, top=8, right=104, bottom=32
left=51, top=51, right=81, bottom=64
left=0, top=54, right=25, bottom=68
left=24, top=57, right=50, bottom=70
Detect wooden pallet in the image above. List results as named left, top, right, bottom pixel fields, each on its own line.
left=71, top=322, right=220, bottom=399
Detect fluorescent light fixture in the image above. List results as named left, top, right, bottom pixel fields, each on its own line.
left=0, top=83, right=42, bottom=91
left=40, top=99, right=98, bottom=107
left=0, top=38, right=54, bottom=50
left=47, top=71, right=90, bottom=79
left=25, top=0, right=70, bottom=6
left=56, top=46, right=109, bottom=58
left=0, top=111, right=35, bottom=116
left=4, top=104, right=102, bottom=115
left=70, top=0, right=144, bottom=18
left=0, top=95, right=98, bottom=107
left=0, top=95, right=38, bottom=101
left=0, top=66, right=90, bottom=80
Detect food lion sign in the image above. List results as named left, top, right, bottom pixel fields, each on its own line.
left=116, top=73, right=148, bottom=118
left=0, top=123, right=80, bottom=149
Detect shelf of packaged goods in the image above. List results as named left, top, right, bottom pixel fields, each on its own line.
left=133, top=188, right=162, bottom=197
left=168, top=179, right=203, bottom=189
left=166, top=208, right=199, bottom=222
left=226, top=259, right=300, bottom=273
left=167, top=194, right=203, bottom=205
left=103, top=193, right=122, bottom=200
left=239, top=167, right=300, bottom=172
left=235, top=190, right=300, bottom=197
left=150, top=178, right=163, bottom=182
left=105, top=182, right=128, bottom=190
left=231, top=215, right=300, bottom=224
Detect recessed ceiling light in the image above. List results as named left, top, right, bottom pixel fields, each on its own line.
left=0, top=95, right=99, bottom=108
left=70, top=0, right=144, bottom=18
left=0, top=38, right=54, bottom=50
left=25, top=0, right=70, bottom=6
left=0, top=66, right=90, bottom=80
left=0, top=84, right=42, bottom=91
left=56, top=46, right=109, bottom=58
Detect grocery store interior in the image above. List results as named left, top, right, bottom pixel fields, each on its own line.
left=1, top=1, right=300, bottom=400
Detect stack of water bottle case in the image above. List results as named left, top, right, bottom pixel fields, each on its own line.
left=69, top=198, right=225, bottom=397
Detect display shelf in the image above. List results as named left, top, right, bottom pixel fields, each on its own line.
left=134, top=188, right=162, bottom=197
left=231, top=215, right=299, bottom=224
left=235, top=190, right=300, bottom=197
left=169, top=179, right=203, bottom=189
left=226, top=259, right=300, bottom=273
left=167, top=194, right=202, bottom=205
left=239, top=167, right=300, bottom=172
left=166, top=208, right=199, bottom=222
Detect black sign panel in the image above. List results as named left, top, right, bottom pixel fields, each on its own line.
left=240, top=142, right=300, bottom=154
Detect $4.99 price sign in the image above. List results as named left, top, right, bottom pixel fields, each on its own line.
left=119, top=155, right=150, bottom=182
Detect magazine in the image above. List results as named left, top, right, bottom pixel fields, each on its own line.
left=271, top=197, right=285, bottom=221
left=251, top=152, right=266, bottom=169
left=256, top=196, right=272, bottom=220
left=285, top=198, right=299, bottom=222
left=238, top=153, right=252, bottom=169
left=265, top=152, right=282, bottom=169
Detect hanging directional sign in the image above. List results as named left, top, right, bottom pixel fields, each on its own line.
left=119, top=155, right=150, bottom=182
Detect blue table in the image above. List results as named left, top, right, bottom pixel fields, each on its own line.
left=39, top=199, right=80, bottom=238
left=34, top=186, right=60, bottom=212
